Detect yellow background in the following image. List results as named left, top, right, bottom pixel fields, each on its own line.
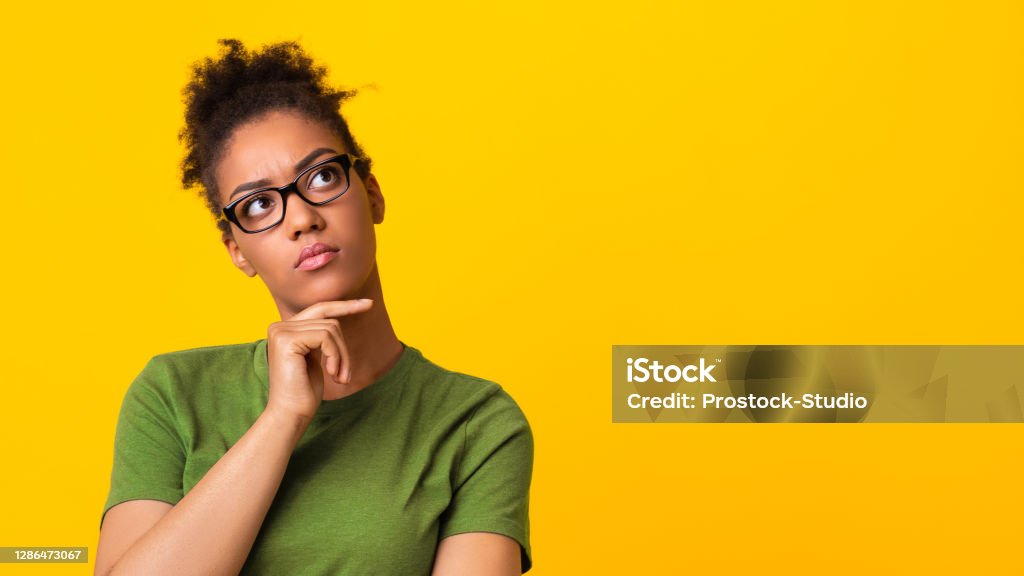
left=2, top=0, right=1022, bottom=573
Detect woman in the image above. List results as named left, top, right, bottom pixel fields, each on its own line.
left=96, top=38, right=534, bottom=576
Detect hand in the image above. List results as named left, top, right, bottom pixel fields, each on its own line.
left=264, top=299, right=374, bottom=423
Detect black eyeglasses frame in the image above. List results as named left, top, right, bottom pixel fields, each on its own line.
left=221, top=153, right=361, bottom=234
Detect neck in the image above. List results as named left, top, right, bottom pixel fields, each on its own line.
left=276, top=262, right=404, bottom=401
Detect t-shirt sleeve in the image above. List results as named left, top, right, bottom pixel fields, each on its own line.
left=100, top=356, right=186, bottom=530
left=438, top=386, right=534, bottom=573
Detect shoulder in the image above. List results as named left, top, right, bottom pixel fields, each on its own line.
left=148, top=340, right=259, bottom=372
left=407, top=348, right=532, bottom=434
left=128, top=340, right=261, bottom=400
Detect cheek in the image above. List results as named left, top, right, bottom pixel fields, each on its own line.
left=341, top=225, right=377, bottom=283
left=243, top=237, right=292, bottom=279
left=335, top=200, right=376, bottom=248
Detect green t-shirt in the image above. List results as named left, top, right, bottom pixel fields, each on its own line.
left=101, top=339, right=533, bottom=574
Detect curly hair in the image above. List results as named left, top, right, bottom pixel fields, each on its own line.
left=179, top=38, right=374, bottom=239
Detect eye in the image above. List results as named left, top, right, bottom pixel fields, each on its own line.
left=308, top=166, right=340, bottom=190
left=241, top=193, right=276, bottom=218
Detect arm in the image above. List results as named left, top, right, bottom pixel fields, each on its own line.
left=96, top=300, right=371, bottom=576
left=432, top=532, right=522, bottom=576
left=95, top=409, right=309, bottom=576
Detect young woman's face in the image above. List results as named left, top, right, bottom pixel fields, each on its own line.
left=216, top=109, right=385, bottom=317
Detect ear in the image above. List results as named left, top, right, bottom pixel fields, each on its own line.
left=363, top=173, right=385, bottom=224
left=223, top=233, right=258, bottom=277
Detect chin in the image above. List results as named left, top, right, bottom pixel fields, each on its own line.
left=300, top=275, right=360, bottom=301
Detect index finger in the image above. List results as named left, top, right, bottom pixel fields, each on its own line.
left=291, top=299, right=374, bottom=321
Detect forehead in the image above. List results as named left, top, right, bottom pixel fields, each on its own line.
left=216, top=110, right=344, bottom=199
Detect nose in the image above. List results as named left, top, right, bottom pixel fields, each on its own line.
left=282, top=190, right=327, bottom=239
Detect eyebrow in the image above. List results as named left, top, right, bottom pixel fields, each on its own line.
left=228, top=147, right=338, bottom=200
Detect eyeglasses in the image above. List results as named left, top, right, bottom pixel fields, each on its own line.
left=221, top=153, right=361, bottom=234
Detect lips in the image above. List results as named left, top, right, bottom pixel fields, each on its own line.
left=295, top=242, right=340, bottom=268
